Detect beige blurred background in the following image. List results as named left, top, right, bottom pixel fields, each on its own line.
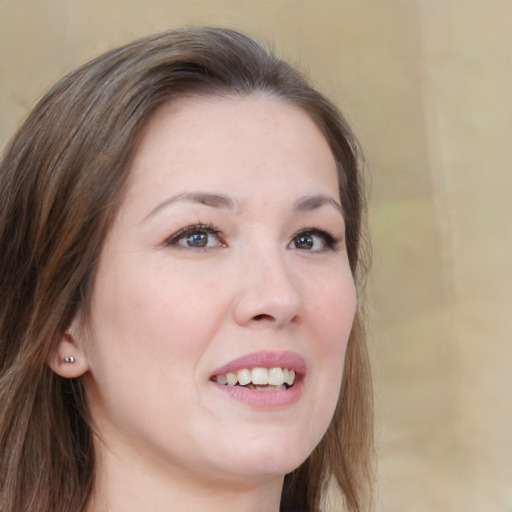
left=0, top=1, right=510, bottom=510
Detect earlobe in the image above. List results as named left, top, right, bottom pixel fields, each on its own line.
left=47, top=332, right=89, bottom=379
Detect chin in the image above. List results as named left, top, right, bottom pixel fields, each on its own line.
left=212, top=427, right=319, bottom=480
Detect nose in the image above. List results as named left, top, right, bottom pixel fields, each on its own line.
left=232, top=247, right=302, bottom=329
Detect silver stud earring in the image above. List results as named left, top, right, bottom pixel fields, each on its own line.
left=64, top=356, right=75, bottom=363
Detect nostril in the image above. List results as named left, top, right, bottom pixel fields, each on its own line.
left=253, top=314, right=274, bottom=322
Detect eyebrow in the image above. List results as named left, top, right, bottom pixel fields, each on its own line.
left=293, top=195, right=343, bottom=215
left=142, top=192, right=236, bottom=222
left=142, top=191, right=343, bottom=222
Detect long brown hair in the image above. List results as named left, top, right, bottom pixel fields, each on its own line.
left=0, top=27, right=373, bottom=511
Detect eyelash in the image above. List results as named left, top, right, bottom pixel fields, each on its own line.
left=163, top=223, right=341, bottom=252
left=164, top=223, right=225, bottom=250
left=290, top=228, right=340, bottom=251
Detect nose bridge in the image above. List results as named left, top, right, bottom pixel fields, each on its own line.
left=257, top=245, right=298, bottom=300
left=233, top=237, right=302, bottom=326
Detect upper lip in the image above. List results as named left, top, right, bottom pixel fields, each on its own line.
left=210, top=350, right=306, bottom=378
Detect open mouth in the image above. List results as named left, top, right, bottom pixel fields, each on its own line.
left=212, top=367, right=296, bottom=391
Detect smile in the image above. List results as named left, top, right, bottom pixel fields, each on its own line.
left=210, top=351, right=306, bottom=408
left=212, top=367, right=296, bottom=389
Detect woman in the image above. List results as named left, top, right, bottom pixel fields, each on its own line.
left=0, top=27, right=373, bottom=512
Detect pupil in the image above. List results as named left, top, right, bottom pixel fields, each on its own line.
left=187, top=232, right=207, bottom=247
left=297, top=234, right=313, bottom=249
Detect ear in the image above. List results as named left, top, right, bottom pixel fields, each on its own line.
left=48, top=329, right=90, bottom=379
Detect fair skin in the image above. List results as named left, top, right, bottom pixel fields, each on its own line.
left=51, top=94, right=356, bottom=512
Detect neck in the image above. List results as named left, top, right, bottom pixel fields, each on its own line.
left=85, top=440, right=284, bottom=512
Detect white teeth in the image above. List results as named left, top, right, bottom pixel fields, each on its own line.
left=268, top=367, right=285, bottom=386
left=214, top=367, right=296, bottom=388
left=237, top=369, right=251, bottom=386
left=251, top=367, right=268, bottom=385
left=216, top=374, right=228, bottom=385
left=226, top=372, right=238, bottom=386
left=249, top=384, right=287, bottom=391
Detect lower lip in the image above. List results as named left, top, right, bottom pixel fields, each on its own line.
left=211, top=378, right=304, bottom=409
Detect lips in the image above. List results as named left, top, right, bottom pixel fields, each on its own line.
left=210, top=351, right=306, bottom=404
left=212, top=350, right=305, bottom=377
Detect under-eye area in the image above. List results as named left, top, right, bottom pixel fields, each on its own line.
left=212, top=367, right=297, bottom=390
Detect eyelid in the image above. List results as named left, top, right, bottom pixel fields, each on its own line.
left=290, top=227, right=341, bottom=251
left=162, top=223, right=342, bottom=252
left=163, top=223, right=225, bottom=249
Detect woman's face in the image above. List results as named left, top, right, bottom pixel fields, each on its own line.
left=79, top=94, right=356, bottom=486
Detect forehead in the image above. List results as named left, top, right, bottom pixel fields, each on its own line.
left=136, top=93, right=333, bottom=155
left=122, top=93, right=339, bottom=216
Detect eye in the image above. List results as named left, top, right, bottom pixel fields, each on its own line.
left=289, top=229, right=338, bottom=252
left=165, top=224, right=226, bottom=249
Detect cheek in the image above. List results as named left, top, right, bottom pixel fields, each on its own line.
left=83, top=266, right=219, bottom=434
left=310, top=271, right=357, bottom=353
left=84, top=257, right=230, bottom=392
left=287, top=272, right=356, bottom=456
left=307, top=270, right=356, bottom=402
left=92, top=254, right=190, bottom=336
